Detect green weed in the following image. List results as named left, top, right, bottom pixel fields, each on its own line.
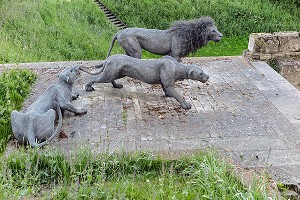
left=0, top=148, right=278, bottom=199
left=0, top=69, right=37, bottom=153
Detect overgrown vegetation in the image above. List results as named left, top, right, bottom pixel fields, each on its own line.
left=271, top=0, right=300, bottom=8
left=0, top=0, right=123, bottom=63
left=102, top=0, right=300, bottom=57
left=0, top=148, right=277, bottom=199
left=0, top=0, right=299, bottom=63
left=0, top=69, right=37, bottom=153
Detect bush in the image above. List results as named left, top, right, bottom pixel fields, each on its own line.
left=0, top=69, right=37, bottom=153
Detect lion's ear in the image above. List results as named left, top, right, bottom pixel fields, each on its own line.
left=73, top=65, right=80, bottom=71
left=188, top=70, right=194, bottom=78
left=60, top=74, right=72, bottom=84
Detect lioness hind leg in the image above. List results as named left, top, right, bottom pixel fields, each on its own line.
left=85, top=78, right=96, bottom=92
left=34, top=109, right=56, bottom=141
left=85, top=71, right=118, bottom=91
left=11, top=111, right=29, bottom=144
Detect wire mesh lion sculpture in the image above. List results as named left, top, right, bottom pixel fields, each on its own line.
left=106, top=16, right=223, bottom=62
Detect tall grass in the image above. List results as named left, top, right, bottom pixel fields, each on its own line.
left=0, top=69, right=37, bottom=153
left=102, top=0, right=300, bottom=57
left=0, top=0, right=123, bottom=63
left=0, top=148, right=277, bottom=199
left=1, top=0, right=299, bottom=61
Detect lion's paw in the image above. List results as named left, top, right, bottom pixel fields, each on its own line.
left=75, top=108, right=87, bottom=115
left=85, top=85, right=95, bottom=92
left=113, top=83, right=123, bottom=89
left=181, top=102, right=192, bottom=110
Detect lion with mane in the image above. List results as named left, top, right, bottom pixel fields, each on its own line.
left=105, top=16, right=223, bottom=62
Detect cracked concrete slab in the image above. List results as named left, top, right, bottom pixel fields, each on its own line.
left=2, top=56, right=300, bottom=185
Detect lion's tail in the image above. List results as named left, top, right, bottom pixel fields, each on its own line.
left=79, top=65, right=104, bottom=75
left=106, top=32, right=118, bottom=59
left=28, top=104, right=63, bottom=148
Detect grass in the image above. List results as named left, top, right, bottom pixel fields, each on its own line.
left=101, top=0, right=300, bottom=57
left=0, top=69, right=37, bottom=153
left=0, top=148, right=278, bottom=199
left=0, top=0, right=124, bottom=64
left=0, top=0, right=299, bottom=63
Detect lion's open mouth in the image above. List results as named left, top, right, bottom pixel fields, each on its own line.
left=213, top=37, right=222, bottom=42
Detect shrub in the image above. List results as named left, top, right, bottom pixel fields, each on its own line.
left=0, top=69, right=37, bottom=153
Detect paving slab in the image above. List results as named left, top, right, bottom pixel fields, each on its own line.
left=2, top=56, right=300, bottom=185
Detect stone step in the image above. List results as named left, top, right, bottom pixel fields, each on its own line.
left=94, top=0, right=126, bottom=30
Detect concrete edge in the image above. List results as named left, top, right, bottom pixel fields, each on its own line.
left=0, top=60, right=105, bottom=70
left=0, top=56, right=241, bottom=71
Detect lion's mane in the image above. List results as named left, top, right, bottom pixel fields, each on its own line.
left=169, top=17, right=215, bottom=57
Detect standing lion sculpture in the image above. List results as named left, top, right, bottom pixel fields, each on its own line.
left=105, top=16, right=223, bottom=62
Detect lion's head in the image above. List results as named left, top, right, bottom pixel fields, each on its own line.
left=206, top=23, right=223, bottom=42
left=59, top=65, right=80, bottom=84
left=169, top=16, right=223, bottom=57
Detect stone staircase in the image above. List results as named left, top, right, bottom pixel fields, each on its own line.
left=94, top=0, right=127, bottom=29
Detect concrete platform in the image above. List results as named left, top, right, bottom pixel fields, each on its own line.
left=2, top=56, right=300, bottom=185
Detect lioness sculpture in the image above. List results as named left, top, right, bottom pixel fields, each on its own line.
left=105, top=16, right=222, bottom=62
left=11, top=66, right=87, bottom=148
left=80, top=54, right=209, bottom=110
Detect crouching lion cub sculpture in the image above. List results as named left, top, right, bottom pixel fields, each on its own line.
left=11, top=66, right=87, bottom=148
left=105, top=16, right=222, bottom=62
left=80, top=54, right=209, bottom=110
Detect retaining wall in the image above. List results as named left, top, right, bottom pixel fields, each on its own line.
left=244, top=31, right=300, bottom=61
left=244, top=32, right=300, bottom=88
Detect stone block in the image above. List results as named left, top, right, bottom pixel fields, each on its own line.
left=271, top=53, right=287, bottom=60
left=243, top=50, right=256, bottom=60
left=287, top=52, right=300, bottom=60
left=272, top=52, right=300, bottom=60
left=248, top=33, right=279, bottom=54
left=275, top=31, right=300, bottom=52
left=259, top=54, right=272, bottom=61
left=278, top=60, right=300, bottom=87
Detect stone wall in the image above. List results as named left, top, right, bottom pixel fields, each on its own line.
left=244, top=32, right=300, bottom=61
left=277, top=60, right=300, bottom=89
left=243, top=31, right=300, bottom=89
